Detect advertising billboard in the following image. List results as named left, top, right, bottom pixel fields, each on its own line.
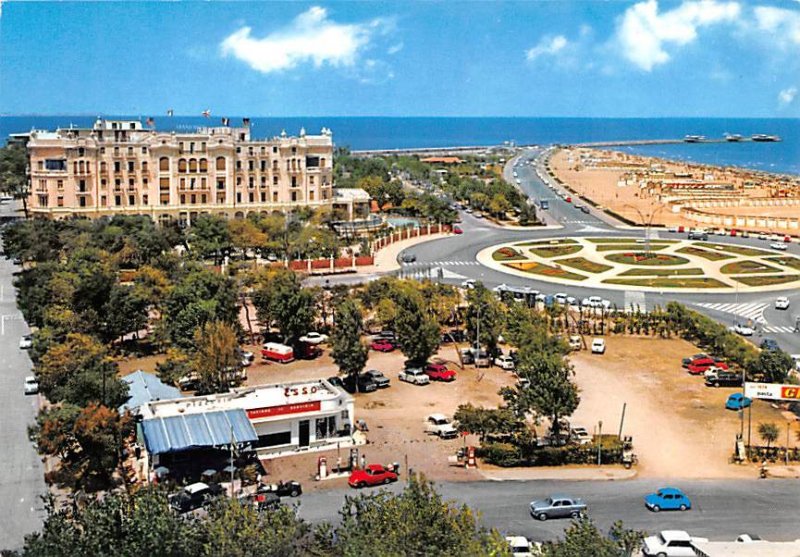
left=744, top=382, right=800, bottom=401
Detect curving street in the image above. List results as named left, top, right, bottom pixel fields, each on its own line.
left=398, top=147, right=800, bottom=356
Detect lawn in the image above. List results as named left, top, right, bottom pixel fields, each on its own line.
left=585, top=238, right=676, bottom=244
left=555, top=257, right=613, bottom=274
left=695, top=242, right=771, bottom=257
left=516, top=238, right=577, bottom=246
left=731, top=275, right=800, bottom=287
left=603, top=277, right=729, bottom=288
left=528, top=244, right=583, bottom=258
left=492, top=247, right=527, bottom=261
left=619, top=267, right=705, bottom=277
left=765, top=256, right=800, bottom=271
left=505, top=261, right=587, bottom=281
left=675, top=246, right=734, bottom=261
left=604, top=252, right=690, bottom=266
left=720, top=260, right=781, bottom=275
left=595, top=244, right=669, bottom=252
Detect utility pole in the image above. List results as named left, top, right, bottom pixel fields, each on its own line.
left=617, top=403, right=627, bottom=440
left=597, top=420, right=603, bottom=465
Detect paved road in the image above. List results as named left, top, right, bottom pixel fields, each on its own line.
left=0, top=236, right=46, bottom=550
left=296, top=478, right=800, bottom=543
left=399, top=149, right=800, bottom=356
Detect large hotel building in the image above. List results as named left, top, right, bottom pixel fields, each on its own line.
left=22, top=119, right=360, bottom=223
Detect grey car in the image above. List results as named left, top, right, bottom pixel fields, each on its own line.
left=363, top=369, right=391, bottom=388
left=529, top=494, right=587, bottom=521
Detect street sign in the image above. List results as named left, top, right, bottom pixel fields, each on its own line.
left=744, top=382, right=800, bottom=401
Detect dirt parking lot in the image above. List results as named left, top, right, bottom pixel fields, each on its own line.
left=570, top=336, right=797, bottom=479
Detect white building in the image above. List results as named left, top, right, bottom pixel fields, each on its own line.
left=139, top=379, right=356, bottom=470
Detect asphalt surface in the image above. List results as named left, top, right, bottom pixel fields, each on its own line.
left=398, top=148, right=800, bottom=356
left=0, top=215, right=46, bottom=550
left=296, top=478, right=800, bottom=543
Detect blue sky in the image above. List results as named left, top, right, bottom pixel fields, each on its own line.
left=1, top=0, right=799, bottom=117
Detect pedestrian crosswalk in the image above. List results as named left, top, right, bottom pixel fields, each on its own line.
left=563, top=220, right=596, bottom=225
left=762, top=325, right=796, bottom=334
left=397, top=266, right=468, bottom=281
left=401, top=260, right=481, bottom=267
left=624, top=291, right=647, bottom=313
left=696, top=302, right=768, bottom=324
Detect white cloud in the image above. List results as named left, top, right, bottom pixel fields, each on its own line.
left=387, top=42, right=404, bottom=55
left=615, top=0, right=741, bottom=71
left=221, top=6, right=390, bottom=74
left=779, top=86, right=798, bottom=105
left=525, top=35, right=568, bottom=61
left=753, top=6, right=800, bottom=48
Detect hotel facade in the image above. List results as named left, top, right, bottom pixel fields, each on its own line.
left=24, top=119, right=343, bottom=223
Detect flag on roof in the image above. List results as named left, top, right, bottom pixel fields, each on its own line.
left=146, top=117, right=155, bottom=128
left=242, top=117, right=250, bottom=126
left=202, top=109, right=211, bottom=118
left=166, top=109, right=174, bottom=117
left=221, top=117, right=230, bottom=126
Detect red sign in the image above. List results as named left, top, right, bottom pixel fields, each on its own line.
left=781, top=386, right=800, bottom=400
left=246, top=401, right=321, bottom=420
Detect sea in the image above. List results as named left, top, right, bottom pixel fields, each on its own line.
left=2, top=116, right=798, bottom=175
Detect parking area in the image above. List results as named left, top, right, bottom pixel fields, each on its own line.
left=570, top=336, right=797, bottom=478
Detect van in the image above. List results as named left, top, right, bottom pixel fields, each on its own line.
left=261, top=342, right=295, bottom=363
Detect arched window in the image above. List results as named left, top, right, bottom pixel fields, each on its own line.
left=199, top=158, right=208, bottom=172
left=216, top=157, right=226, bottom=171
left=178, top=159, right=187, bottom=173
left=159, top=157, right=169, bottom=171
left=189, top=159, right=198, bottom=173
left=141, top=161, right=148, bottom=172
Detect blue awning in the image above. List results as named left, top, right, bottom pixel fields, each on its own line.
left=141, top=409, right=258, bottom=455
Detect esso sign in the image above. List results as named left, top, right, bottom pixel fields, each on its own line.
left=284, top=385, right=319, bottom=397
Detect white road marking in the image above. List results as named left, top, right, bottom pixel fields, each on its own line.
left=696, top=302, right=768, bottom=324
left=762, top=325, right=796, bottom=334
left=624, top=291, right=647, bottom=313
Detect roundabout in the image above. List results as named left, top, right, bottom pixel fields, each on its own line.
left=477, top=237, right=800, bottom=293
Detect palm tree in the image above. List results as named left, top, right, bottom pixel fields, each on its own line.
left=758, top=422, right=780, bottom=449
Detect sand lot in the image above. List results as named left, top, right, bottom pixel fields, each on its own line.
left=570, top=336, right=797, bottom=479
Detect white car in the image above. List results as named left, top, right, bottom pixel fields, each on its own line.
left=495, top=355, right=515, bottom=370
left=591, top=338, right=606, bottom=354
left=19, top=335, right=33, bottom=350
left=730, top=323, right=754, bottom=336
left=554, top=293, right=568, bottom=305
left=770, top=242, right=788, bottom=251
left=642, top=530, right=708, bottom=557
left=775, top=297, right=790, bottom=310
left=424, top=414, right=458, bottom=439
left=399, top=368, right=430, bottom=386
left=24, top=376, right=39, bottom=395
left=568, top=335, right=582, bottom=351
left=588, top=296, right=603, bottom=308
left=580, top=298, right=592, bottom=308
left=570, top=427, right=593, bottom=445
left=461, top=279, right=476, bottom=289
left=600, top=299, right=612, bottom=310
left=506, top=536, right=534, bottom=557
left=299, top=332, right=329, bottom=345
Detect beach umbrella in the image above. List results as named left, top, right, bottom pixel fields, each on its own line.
left=154, top=466, right=170, bottom=479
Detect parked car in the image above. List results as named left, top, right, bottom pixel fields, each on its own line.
left=642, top=530, right=707, bottom=557
left=239, top=491, right=282, bottom=512
left=588, top=296, right=603, bottom=308
left=362, top=369, right=390, bottom=388
left=169, top=482, right=224, bottom=513
left=452, top=226, right=463, bottom=234
left=355, top=374, right=379, bottom=393
left=424, top=363, right=457, bottom=382
left=399, top=367, right=431, bottom=385
left=730, top=322, right=754, bottom=336
left=23, top=376, right=39, bottom=395
left=348, top=464, right=398, bottom=488
left=554, top=293, right=568, bottom=305
left=688, top=231, right=708, bottom=241
left=682, top=353, right=709, bottom=368
left=775, top=297, right=790, bottom=310
left=687, top=357, right=728, bottom=375
left=262, top=342, right=295, bottom=363
left=591, top=338, right=606, bottom=354
left=299, top=332, right=328, bottom=345
left=570, top=427, right=593, bottom=445
left=399, top=252, right=417, bottom=263
left=370, top=339, right=396, bottom=352
left=494, top=355, right=515, bottom=370
left=529, top=494, right=587, bottom=521
left=568, top=335, right=582, bottom=351
left=424, top=414, right=459, bottom=439
left=506, top=536, right=535, bottom=557
left=459, top=347, right=475, bottom=365
left=770, top=242, right=788, bottom=251
left=260, top=479, right=302, bottom=498
left=705, top=371, right=742, bottom=388
left=442, top=329, right=467, bottom=343
left=461, top=279, right=476, bottom=289
left=579, top=205, right=590, bottom=214
left=644, top=487, right=691, bottom=512
left=726, top=393, right=752, bottom=410
left=761, top=338, right=780, bottom=351
left=19, top=335, right=33, bottom=350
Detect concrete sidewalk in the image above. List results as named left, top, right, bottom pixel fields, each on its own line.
left=480, top=465, right=637, bottom=482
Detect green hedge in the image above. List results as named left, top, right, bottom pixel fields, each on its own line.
left=477, top=441, right=623, bottom=467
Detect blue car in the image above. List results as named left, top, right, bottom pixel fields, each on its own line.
left=644, top=487, right=691, bottom=512
left=726, top=393, right=752, bottom=410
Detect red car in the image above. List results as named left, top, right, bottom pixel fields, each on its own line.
left=348, top=464, right=398, bottom=488
left=687, top=358, right=729, bottom=375
left=452, top=226, right=463, bottom=234
left=424, top=363, right=457, bottom=382
left=370, top=339, right=395, bottom=352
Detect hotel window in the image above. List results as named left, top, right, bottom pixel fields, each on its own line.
left=178, top=159, right=187, bottom=173
left=273, top=160, right=278, bottom=171
left=217, top=194, right=225, bottom=203
left=291, top=147, right=296, bottom=154
left=201, top=177, right=207, bottom=188
left=160, top=194, right=170, bottom=205
left=159, top=177, right=170, bottom=191
left=101, top=179, right=107, bottom=188
left=114, top=147, right=120, bottom=156
left=115, top=195, right=121, bottom=206
left=199, top=158, right=208, bottom=172
left=38, top=195, right=48, bottom=207
left=272, top=192, right=278, bottom=202
left=309, top=176, right=315, bottom=185
left=260, top=146, right=266, bottom=155
left=320, top=158, right=326, bottom=167
left=291, top=191, right=297, bottom=202
left=79, top=179, right=86, bottom=192
left=248, top=160, right=254, bottom=171
left=236, top=147, right=241, bottom=154
left=180, top=194, right=186, bottom=204
left=142, top=194, right=148, bottom=205
left=261, top=176, right=266, bottom=186
left=201, top=194, right=207, bottom=203
left=45, top=159, right=67, bottom=171
left=272, top=146, right=277, bottom=154
left=57, top=196, right=64, bottom=207
left=291, top=176, right=297, bottom=187
left=260, top=160, right=267, bottom=171
left=189, top=159, right=197, bottom=173
left=249, top=177, right=254, bottom=188
left=100, top=161, right=107, bottom=173
left=273, top=176, right=278, bottom=186
left=129, top=178, right=135, bottom=188
left=127, top=147, right=133, bottom=156
left=128, top=195, right=135, bottom=205
left=101, top=195, right=107, bottom=206
left=159, top=157, right=169, bottom=171
left=79, top=197, right=86, bottom=208
left=216, top=157, right=226, bottom=171
left=190, top=178, right=196, bottom=190
left=315, top=416, right=337, bottom=439
left=248, top=147, right=254, bottom=156
left=143, top=178, right=148, bottom=187
left=236, top=160, right=242, bottom=170
left=309, top=191, right=315, bottom=201
left=248, top=192, right=254, bottom=203
left=37, top=161, right=43, bottom=170
left=236, top=193, right=242, bottom=203
left=141, top=147, right=147, bottom=154
left=115, top=179, right=122, bottom=188
left=260, top=192, right=266, bottom=202
left=57, top=180, right=64, bottom=190
left=114, top=161, right=121, bottom=172
left=100, top=147, right=106, bottom=154
left=142, top=161, right=148, bottom=172
left=78, top=147, right=85, bottom=156
left=128, top=161, right=134, bottom=172
left=217, top=179, right=225, bottom=190
left=180, top=178, right=186, bottom=189
left=190, top=194, right=196, bottom=204
left=237, top=177, right=242, bottom=186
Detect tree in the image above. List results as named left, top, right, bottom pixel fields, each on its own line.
left=36, top=333, right=128, bottom=408
left=332, top=475, right=510, bottom=557
left=330, top=298, right=368, bottom=379
left=746, top=349, right=794, bottom=383
left=504, top=351, right=580, bottom=441
left=539, top=517, right=644, bottom=557
left=191, top=321, right=243, bottom=394
left=488, top=193, right=512, bottom=219
left=227, top=218, right=268, bottom=258
left=156, top=347, right=192, bottom=387
left=188, top=214, right=232, bottom=265
left=394, top=287, right=441, bottom=366
left=251, top=269, right=317, bottom=346
left=453, top=403, right=525, bottom=443
left=103, top=284, right=149, bottom=343
left=758, top=422, right=780, bottom=448
left=0, top=142, right=30, bottom=217
left=465, top=284, right=505, bottom=355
